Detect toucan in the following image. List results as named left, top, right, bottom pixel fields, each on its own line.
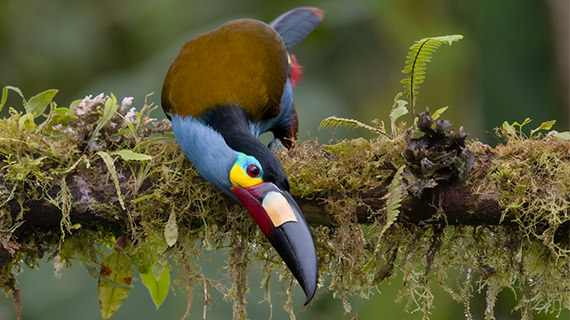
left=161, top=7, right=323, bottom=304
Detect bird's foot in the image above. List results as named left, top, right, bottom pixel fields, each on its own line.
left=268, top=139, right=286, bottom=152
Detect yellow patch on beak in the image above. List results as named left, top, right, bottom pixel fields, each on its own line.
left=261, top=191, right=298, bottom=227
left=230, top=163, right=262, bottom=188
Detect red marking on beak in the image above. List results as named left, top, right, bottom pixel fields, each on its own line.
left=232, top=184, right=273, bottom=238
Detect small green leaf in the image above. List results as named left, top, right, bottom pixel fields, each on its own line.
left=164, top=211, right=178, bottom=247
left=389, top=101, right=409, bottom=122
left=97, top=151, right=125, bottom=210
left=1, top=86, right=25, bottom=112
left=513, top=117, right=531, bottom=129
left=136, top=136, right=176, bottom=150
left=45, top=107, right=78, bottom=130
left=18, top=113, right=37, bottom=131
left=551, top=131, right=570, bottom=140
left=431, top=106, right=448, bottom=120
left=140, top=261, right=170, bottom=310
left=530, top=120, right=556, bottom=137
left=111, top=149, right=153, bottom=161
left=502, top=121, right=515, bottom=135
left=98, top=251, right=133, bottom=320
left=89, top=94, right=118, bottom=145
left=0, top=88, right=9, bottom=113
left=111, top=128, right=133, bottom=138
left=54, top=107, right=69, bottom=115
left=26, top=89, right=58, bottom=117
left=131, top=194, right=154, bottom=203
left=69, top=99, right=83, bottom=113
left=522, top=117, right=532, bottom=126
left=389, top=93, right=409, bottom=134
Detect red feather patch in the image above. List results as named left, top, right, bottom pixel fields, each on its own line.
left=289, top=54, right=303, bottom=88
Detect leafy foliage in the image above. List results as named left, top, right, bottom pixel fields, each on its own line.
left=0, top=87, right=173, bottom=319
left=313, top=34, right=568, bottom=320
left=320, top=33, right=461, bottom=138
left=501, top=117, right=561, bottom=139
left=400, top=35, right=463, bottom=118
left=1, top=85, right=58, bottom=117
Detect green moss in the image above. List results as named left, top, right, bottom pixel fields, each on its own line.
left=489, top=132, right=570, bottom=259
left=0, top=93, right=568, bottom=319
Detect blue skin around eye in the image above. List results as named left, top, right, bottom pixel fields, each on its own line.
left=236, top=153, right=264, bottom=178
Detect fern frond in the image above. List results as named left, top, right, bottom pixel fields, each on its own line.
left=360, top=165, right=406, bottom=274
left=319, top=116, right=389, bottom=137
left=378, top=165, right=406, bottom=239
left=401, top=35, right=463, bottom=119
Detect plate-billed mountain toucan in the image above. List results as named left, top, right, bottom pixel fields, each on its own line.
left=161, top=7, right=323, bottom=304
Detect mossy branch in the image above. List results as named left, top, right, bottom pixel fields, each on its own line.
left=0, top=94, right=569, bottom=319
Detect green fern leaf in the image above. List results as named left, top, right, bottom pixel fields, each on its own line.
left=361, top=165, right=406, bottom=274
left=378, top=165, right=406, bottom=239
left=319, top=116, right=389, bottom=137
left=401, top=35, right=463, bottom=117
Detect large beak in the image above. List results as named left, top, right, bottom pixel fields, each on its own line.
left=232, top=182, right=318, bottom=305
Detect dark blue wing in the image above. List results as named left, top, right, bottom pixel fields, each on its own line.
left=270, top=7, right=323, bottom=50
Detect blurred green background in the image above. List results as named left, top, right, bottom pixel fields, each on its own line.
left=0, top=0, right=568, bottom=319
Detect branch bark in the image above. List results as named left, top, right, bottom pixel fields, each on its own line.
left=0, top=153, right=502, bottom=233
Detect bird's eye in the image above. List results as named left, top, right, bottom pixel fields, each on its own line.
left=246, top=164, right=261, bottom=178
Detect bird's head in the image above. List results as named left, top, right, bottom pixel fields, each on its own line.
left=229, top=153, right=297, bottom=232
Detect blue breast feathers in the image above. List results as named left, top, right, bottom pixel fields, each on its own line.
left=171, top=114, right=237, bottom=196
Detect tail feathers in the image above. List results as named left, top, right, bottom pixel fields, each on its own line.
left=270, top=7, right=324, bottom=49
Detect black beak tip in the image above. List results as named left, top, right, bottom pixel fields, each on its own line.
left=277, top=219, right=318, bottom=306
left=303, top=283, right=317, bottom=306
left=295, top=258, right=317, bottom=306
left=276, top=221, right=318, bottom=306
